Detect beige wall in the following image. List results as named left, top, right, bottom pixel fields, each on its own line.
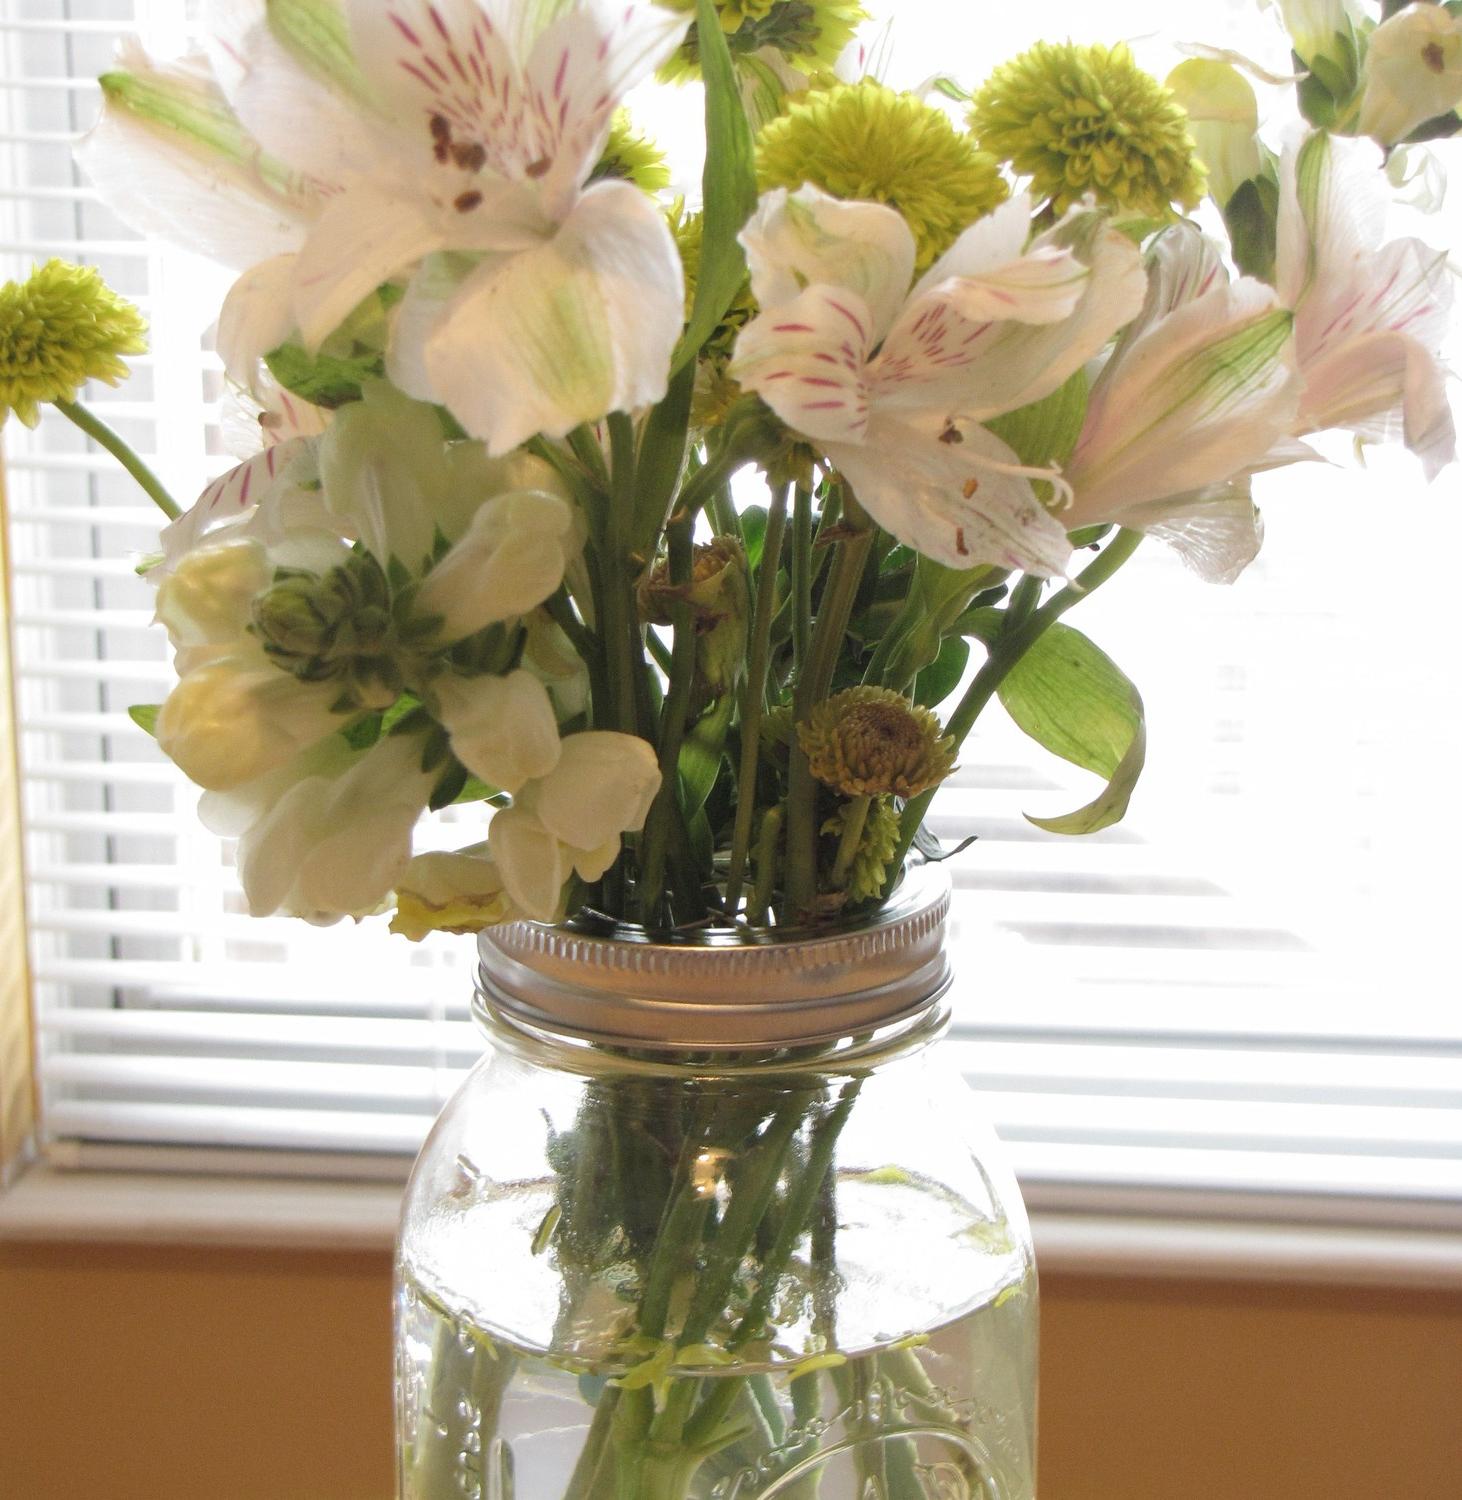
left=1, top=1246, right=1458, bottom=1500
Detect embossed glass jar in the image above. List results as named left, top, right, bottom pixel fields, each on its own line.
left=395, top=866, right=1037, bottom=1500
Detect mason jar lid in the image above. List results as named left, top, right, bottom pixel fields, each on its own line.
left=476, top=862, right=952, bottom=1050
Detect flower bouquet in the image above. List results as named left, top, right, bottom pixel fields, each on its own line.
left=4, top=0, right=1459, bottom=1496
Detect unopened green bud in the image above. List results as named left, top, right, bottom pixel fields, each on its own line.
left=641, top=538, right=751, bottom=708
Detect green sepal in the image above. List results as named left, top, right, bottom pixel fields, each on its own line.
left=428, top=758, right=469, bottom=812
left=1225, top=164, right=1282, bottom=283
left=670, top=0, right=757, bottom=376
left=996, top=622, right=1147, bottom=836
left=128, top=704, right=160, bottom=737
left=341, top=711, right=385, bottom=751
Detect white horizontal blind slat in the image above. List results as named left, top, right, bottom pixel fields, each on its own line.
left=5, top=0, right=1459, bottom=1228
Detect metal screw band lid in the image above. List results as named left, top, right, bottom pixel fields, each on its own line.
left=476, top=863, right=952, bottom=1050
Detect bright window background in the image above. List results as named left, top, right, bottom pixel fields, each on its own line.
left=3, top=0, right=1460, bottom=1218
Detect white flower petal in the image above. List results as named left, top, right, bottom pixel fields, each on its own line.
left=531, top=731, right=661, bottom=853
left=76, top=50, right=315, bottom=269
left=488, top=805, right=568, bottom=921
left=740, top=186, right=916, bottom=343
left=434, top=669, right=563, bottom=794
left=827, top=418, right=1073, bottom=577
left=731, top=284, right=876, bottom=446
left=291, top=182, right=450, bottom=350
left=874, top=215, right=1147, bottom=423
left=416, top=490, right=576, bottom=639
left=422, top=180, right=683, bottom=452
left=1067, top=280, right=1300, bottom=524
left=217, top=253, right=299, bottom=394
left=1110, top=480, right=1266, bottom=585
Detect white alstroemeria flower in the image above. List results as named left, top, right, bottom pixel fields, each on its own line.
left=206, top=0, right=687, bottom=450
left=431, top=669, right=563, bottom=795
left=391, top=846, right=519, bottom=940
left=202, top=731, right=440, bottom=921
left=1063, top=224, right=1303, bottom=582
left=730, top=186, right=1147, bottom=575
left=1278, top=132, right=1457, bottom=478
left=489, top=732, right=661, bottom=921
left=1359, top=4, right=1462, bottom=147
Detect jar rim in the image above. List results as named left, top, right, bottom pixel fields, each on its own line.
left=476, top=862, right=953, bottom=1051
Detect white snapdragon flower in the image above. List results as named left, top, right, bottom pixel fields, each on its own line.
left=1277, top=132, right=1457, bottom=477
left=488, top=732, right=661, bottom=920
left=1268, top=0, right=1364, bottom=72
left=80, top=0, right=691, bottom=452
left=150, top=386, right=579, bottom=794
left=391, top=846, right=518, bottom=940
left=1358, top=4, right=1462, bottom=146
left=432, top=670, right=563, bottom=795
left=202, top=732, right=440, bottom=921
left=1063, top=225, right=1302, bottom=583
left=730, top=186, right=1146, bottom=576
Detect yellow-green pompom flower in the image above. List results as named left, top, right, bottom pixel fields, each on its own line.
left=822, top=795, right=901, bottom=902
left=798, top=687, right=956, bottom=800
left=592, top=110, right=672, bottom=194
left=971, top=42, right=1206, bottom=218
left=662, top=0, right=865, bottom=84
left=757, top=81, right=1009, bottom=268
left=0, top=259, right=147, bottom=427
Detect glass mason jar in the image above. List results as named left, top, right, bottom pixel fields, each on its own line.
left=395, top=865, right=1037, bottom=1500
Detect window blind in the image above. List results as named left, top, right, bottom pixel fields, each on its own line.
left=4, top=0, right=1460, bottom=1231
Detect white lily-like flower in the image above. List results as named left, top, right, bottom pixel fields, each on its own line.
left=202, top=731, right=440, bottom=921
left=730, top=186, right=1147, bottom=575
left=1358, top=4, right=1462, bottom=147
left=84, top=0, right=690, bottom=451
left=489, top=731, right=661, bottom=921
left=1278, top=131, right=1457, bottom=478
left=1063, top=224, right=1302, bottom=583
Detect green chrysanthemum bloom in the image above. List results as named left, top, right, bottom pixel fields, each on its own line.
left=0, top=259, right=147, bottom=428
left=822, top=796, right=901, bottom=903
left=591, top=110, right=672, bottom=195
left=662, top=0, right=866, bottom=85
left=798, top=687, right=956, bottom=799
left=971, top=42, right=1206, bottom=218
left=757, top=81, right=1009, bottom=268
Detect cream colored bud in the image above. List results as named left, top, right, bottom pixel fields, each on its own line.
left=153, top=539, right=269, bottom=649
left=1359, top=4, right=1462, bottom=146
left=1166, top=60, right=1263, bottom=208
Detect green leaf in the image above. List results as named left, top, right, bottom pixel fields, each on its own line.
left=679, top=691, right=736, bottom=819
left=340, top=711, right=385, bottom=752
left=633, top=358, right=695, bottom=549
left=265, top=340, right=381, bottom=409
left=670, top=0, right=757, bottom=376
left=128, top=704, right=160, bottom=737
left=914, top=636, right=970, bottom=711
left=985, top=369, right=1089, bottom=472
left=997, top=623, right=1147, bottom=836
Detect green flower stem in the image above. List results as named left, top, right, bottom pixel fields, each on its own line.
left=54, top=398, right=181, bottom=520
left=723, top=482, right=790, bottom=918
left=679, top=1082, right=862, bottom=1456
left=604, top=412, right=646, bottom=742
left=639, top=517, right=697, bottom=926
left=829, top=794, right=872, bottom=892
left=786, top=497, right=874, bottom=918
left=568, top=423, right=610, bottom=490
left=893, top=527, right=1146, bottom=868
left=791, top=486, right=813, bottom=675
left=749, top=805, right=783, bottom=926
